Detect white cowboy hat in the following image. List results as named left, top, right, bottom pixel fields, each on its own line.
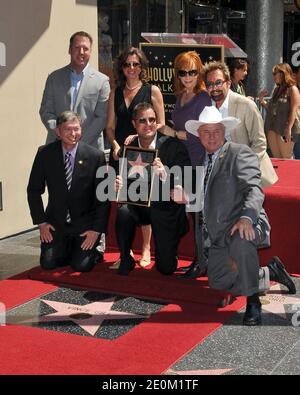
left=185, top=106, right=241, bottom=137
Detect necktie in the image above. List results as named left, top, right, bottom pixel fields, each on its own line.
left=64, top=152, right=72, bottom=222
left=204, top=153, right=213, bottom=193
left=199, top=153, right=214, bottom=252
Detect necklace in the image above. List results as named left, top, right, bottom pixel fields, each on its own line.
left=125, top=82, right=142, bottom=91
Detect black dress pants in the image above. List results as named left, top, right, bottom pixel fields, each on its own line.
left=40, top=225, right=99, bottom=272
left=116, top=204, right=188, bottom=275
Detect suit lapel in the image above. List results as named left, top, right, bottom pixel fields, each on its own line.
left=52, top=142, right=69, bottom=193
left=62, top=66, right=72, bottom=109
left=71, top=143, right=88, bottom=191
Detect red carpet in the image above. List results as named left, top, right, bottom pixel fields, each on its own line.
left=0, top=253, right=246, bottom=375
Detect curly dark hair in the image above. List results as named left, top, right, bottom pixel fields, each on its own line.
left=115, top=47, right=149, bottom=88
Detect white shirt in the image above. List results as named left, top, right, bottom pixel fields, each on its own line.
left=212, top=91, right=231, bottom=141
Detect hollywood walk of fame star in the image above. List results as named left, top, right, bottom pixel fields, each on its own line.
left=166, top=368, right=233, bottom=375
left=128, top=153, right=150, bottom=178
left=260, top=284, right=300, bottom=321
left=21, top=297, right=149, bottom=336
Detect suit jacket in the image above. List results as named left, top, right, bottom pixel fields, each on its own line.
left=227, top=90, right=278, bottom=188
left=39, top=64, right=110, bottom=148
left=122, top=133, right=191, bottom=235
left=27, top=140, right=110, bottom=234
left=199, top=142, right=270, bottom=251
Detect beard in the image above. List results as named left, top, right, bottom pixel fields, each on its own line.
left=210, top=90, right=225, bottom=105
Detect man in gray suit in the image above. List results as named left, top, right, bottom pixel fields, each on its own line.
left=39, top=31, right=111, bottom=259
left=185, top=106, right=296, bottom=325
left=39, top=31, right=110, bottom=150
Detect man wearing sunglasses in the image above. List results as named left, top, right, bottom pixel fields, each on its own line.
left=204, top=61, right=277, bottom=188
left=115, top=102, right=191, bottom=276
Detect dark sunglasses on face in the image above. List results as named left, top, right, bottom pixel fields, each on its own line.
left=206, top=79, right=226, bottom=90
left=177, top=69, right=198, bottom=77
left=136, top=117, right=156, bottom=124
left=123, top=62, right=141, bottom=68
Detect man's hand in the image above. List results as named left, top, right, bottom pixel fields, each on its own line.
left=170, top=185, right=188, bottom=204
left=153, top=157, right=167, bottom=181
left=113, top=144, right=121, bottom=160
left=124, top=134, right=138, bottom=145
left=39, top=223, right=55, bottom=243
left=230, top=218, right=255, bottom=241
left=80, top=231, right=99, bottom=250
left=115, top=175, right=123, bottom=192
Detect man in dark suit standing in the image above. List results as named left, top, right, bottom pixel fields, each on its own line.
left=27, top=111, right=109, bottom=272
left=184, top=106, right=296, bottom=325
left=115, top=102, right=191, bottom=276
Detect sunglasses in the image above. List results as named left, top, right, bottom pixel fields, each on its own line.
left=123, top=62, right=141, bottom=68
left=206, top=79, right=226, bottom=90
left=177, top=70, right=198, bottom=77
left=136, top=117, right=156, bottom=124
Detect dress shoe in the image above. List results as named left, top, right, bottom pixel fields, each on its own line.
left=267, top=256, right=296, bottom=294
left=243, top=298, right=262, bottom=326
left=177, top=264, right=207, bottom=279
left=177, top=260, right=196, bottom=273
left=117, top=256, right=136, bottom=276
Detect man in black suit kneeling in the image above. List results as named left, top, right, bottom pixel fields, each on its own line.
left=27, top=111, right=109, bottom=272
left=115, top=102, right=191, bottom=276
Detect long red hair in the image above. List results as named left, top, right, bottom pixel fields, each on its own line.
left=173, top=51, right=206, bottom=96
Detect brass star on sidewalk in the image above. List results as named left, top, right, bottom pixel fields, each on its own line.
left=128, top=153, right=149, bottom=178
left=21, top=297, right=149, bottom=336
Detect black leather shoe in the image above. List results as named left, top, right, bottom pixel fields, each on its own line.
left=117, top=256, right=135, bottom=276
left=267, top=256, right=296, bottom=294
left=243, top=300, right=262, bottom=326
left=177, top=264, right=207, bottom=279
left=177, top=260, right=196, bottom=273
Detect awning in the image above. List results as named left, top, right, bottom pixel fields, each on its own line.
left=141, top=33, right=247, bottom=58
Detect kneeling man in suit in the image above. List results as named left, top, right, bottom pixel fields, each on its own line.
left=185, top=106, right=296, bottom=325
left=115, top=102, right=191, bottom=276
left=27, top=111, right=109, bottom=272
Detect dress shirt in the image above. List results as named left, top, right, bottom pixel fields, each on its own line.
left=211, top=92, right=231, bottom=141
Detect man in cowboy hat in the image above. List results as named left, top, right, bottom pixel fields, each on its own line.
left=184, top=106, right=296, bottom=325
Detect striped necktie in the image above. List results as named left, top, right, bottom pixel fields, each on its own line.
left=204, top=153, right=213, bottom=193
left=64, top=152, right=72, bottom=222
left=199, top=153, right=214, bottom=251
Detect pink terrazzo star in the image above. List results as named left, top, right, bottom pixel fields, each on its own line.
left=128, top=154, right=149, bottom=178
left=21, top=297, right=148, bottom=336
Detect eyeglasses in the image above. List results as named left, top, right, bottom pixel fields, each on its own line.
left=177, top=69, right=198, bottom=77
left=136, top=117, right=156, bottom=124
left=123, top=62, right=141, bottom=68
left=206, top=79, right=226, bottom=90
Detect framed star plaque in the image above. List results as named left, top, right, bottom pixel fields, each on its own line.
left=117, top=146, right=158, bottom=207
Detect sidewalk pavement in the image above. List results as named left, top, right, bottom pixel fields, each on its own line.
left=0, top=229, right=300, bottom=375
